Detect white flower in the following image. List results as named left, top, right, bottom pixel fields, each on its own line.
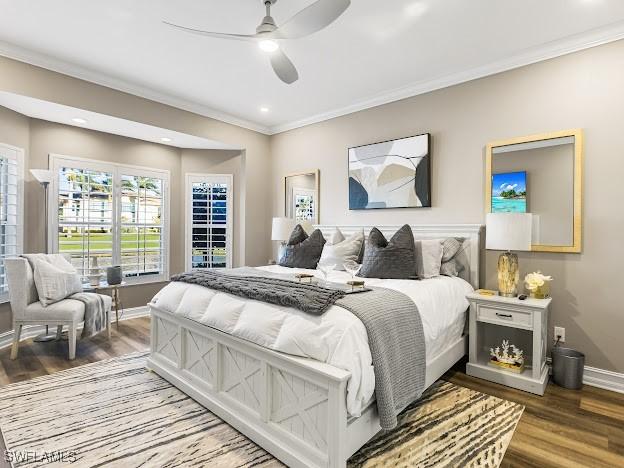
left=524, top=271, right=553, bottom=291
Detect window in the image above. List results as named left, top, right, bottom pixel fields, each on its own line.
left=185, top=174, right=233, bottom=270
left=52, top=155, right=169, bottom=283
left=0, top=144, right=23, bottom=300
left=120, top=174, right=164, bottom=278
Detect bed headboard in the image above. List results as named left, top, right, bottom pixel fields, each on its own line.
left=314, top=224, right=483, bottom=289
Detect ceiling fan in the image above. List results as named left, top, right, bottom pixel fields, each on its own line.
left=164, top=0, right=351, bottom=84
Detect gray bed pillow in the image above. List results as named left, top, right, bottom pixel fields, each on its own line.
left=440, top=237, right=470, bottom=280
left=278, top=225, right=326, bottom=269
left=357, top=225, right=416, bottom=279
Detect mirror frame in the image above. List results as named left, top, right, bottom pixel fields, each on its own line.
left=284, top=169, right=320, bottom=225
left=485, top=129, right=583, bottom=253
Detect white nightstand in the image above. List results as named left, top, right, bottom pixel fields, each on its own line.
left=466, top=292, right=552, bottom=395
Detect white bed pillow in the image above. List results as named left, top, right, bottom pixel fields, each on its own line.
left=415, top=239, right=444, bottom=279
left=32, top=257, right=83, bottom=306
left=318, top=228, right=364, bottom=270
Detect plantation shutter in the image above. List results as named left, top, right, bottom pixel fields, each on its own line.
left=0, top=146, right=21, bottom=297
left=186, top=174, right=233, bottom=270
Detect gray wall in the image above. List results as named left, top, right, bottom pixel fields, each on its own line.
left=270, top=39, right=624, bottom=373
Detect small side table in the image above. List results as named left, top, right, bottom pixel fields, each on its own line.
left=83, top=281, right=127, bottom=328
left=466, top=292, right=552, bottom=395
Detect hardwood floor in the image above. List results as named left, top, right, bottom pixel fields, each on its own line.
left=1, top=317, right=623, bottom=468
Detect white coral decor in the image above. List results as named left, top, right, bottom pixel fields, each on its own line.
left=524, top=271, right=553, bottom=292
left=490, top=340, right=524, bottom=365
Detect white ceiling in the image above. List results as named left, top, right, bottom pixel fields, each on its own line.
left=0, top=92, right=238, bottom=150
left=1, top=0, right=624, bottom=134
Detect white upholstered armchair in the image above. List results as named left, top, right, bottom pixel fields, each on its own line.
left=5, top=257, right=112, bottom=360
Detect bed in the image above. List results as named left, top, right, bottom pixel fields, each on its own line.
left=147, top=224, right=482, bottom=468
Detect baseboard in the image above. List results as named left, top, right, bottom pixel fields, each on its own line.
left=0, top=306, right=150, bottom=350
left=583, top=366, right=624, bottom=394
left=545, top=357, right=624, bottom=394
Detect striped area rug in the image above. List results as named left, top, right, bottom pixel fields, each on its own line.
left=0, top=353, right=523, bottom=467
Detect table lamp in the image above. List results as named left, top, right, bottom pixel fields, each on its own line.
left=271, top=217, right=296, bottom=261
left=486, top=213, right=533, bottom=297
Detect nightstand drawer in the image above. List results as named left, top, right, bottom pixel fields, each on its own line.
left=477, top=305, right=532, bottom=329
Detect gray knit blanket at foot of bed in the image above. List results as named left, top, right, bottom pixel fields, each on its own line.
left=171, top=267, right=425, bottom=429
left=171, top=268, right=346, bottom=315
left=337, top=288, right=425, bottom=430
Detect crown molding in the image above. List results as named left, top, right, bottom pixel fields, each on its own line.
left=0, top=41, right=272, bottom=135
left=2, top=20, right=624, bottom=137
left=268, top=21, right=624, bottom=134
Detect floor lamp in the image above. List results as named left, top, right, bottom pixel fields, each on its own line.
left=30, top=169, right=57, bottom=342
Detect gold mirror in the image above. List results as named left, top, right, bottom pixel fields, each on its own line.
left=284, top=170, right=319, bottom=224
left=486, top=129, right=583, bottom=253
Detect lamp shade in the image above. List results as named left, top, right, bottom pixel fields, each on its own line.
left=271, top=217, right=296, bottom=241
left=30, top=169, right=54, bottom=184
left=486, top=213, right=533, bottom=251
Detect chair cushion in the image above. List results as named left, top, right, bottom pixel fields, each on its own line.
left=22, top=254, right=83, bottom=306
left=32, top=258, right=83, bottom=307
left=24, top=295, right=112, bottom=322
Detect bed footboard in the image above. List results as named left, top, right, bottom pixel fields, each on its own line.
left=147, top=306, right=353, bottom=468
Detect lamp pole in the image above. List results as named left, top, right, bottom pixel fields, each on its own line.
left=32, top=171, right=57, bottom=342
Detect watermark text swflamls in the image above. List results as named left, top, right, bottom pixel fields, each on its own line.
left=4, top=450, right=78, bottom=464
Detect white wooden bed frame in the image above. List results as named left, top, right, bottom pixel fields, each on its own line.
left=147, top=224, right=482, bottom=468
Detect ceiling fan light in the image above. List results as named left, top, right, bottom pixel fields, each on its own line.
left=258, top=39, right=279, bottom=53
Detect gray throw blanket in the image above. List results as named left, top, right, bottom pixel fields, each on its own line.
left=70, top=292, right=108, bottom=338
left=172, top=268, right=425, bottom=429
left=337, top=288, right=425, bottom=429
left=171, top=268, right=346, bottom=315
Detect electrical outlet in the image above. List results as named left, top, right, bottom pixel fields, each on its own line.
left=554, top=326, right=566, bottom=343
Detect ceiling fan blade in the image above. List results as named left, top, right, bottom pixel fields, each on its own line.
left=164, top=21, right=260, bottom=42
left=273, top=0, right=350, bottom=39
left=270, top=49, right=299, bottom=84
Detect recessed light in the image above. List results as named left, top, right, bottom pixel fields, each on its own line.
left=258, top=40, right=279, bottom=53
left=72, top=118, right=88, bottom=124
left=260, top=107, right=269, bottom=113
left=160, top=137, right=172, bottom=143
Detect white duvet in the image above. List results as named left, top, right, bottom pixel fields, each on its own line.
left=151, top=265, right=473, bottom=416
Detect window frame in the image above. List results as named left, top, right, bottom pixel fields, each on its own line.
left=49, top=154, right=170, bottom=285
left=184, top=173, right=233, bottom=271
left=0, top=143, right=24, bottom=303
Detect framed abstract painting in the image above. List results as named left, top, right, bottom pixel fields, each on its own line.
left=491, top=171, right=527, bottom=213
left=348, top=133, right=431, bottom=210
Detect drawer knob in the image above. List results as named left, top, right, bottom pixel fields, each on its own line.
left=496, top=313, right=513, bottom=319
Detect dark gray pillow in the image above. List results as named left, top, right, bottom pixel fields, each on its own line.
left=357, top=225, right=416, bottom=279
left=279, top=225, right=326, bottom=269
